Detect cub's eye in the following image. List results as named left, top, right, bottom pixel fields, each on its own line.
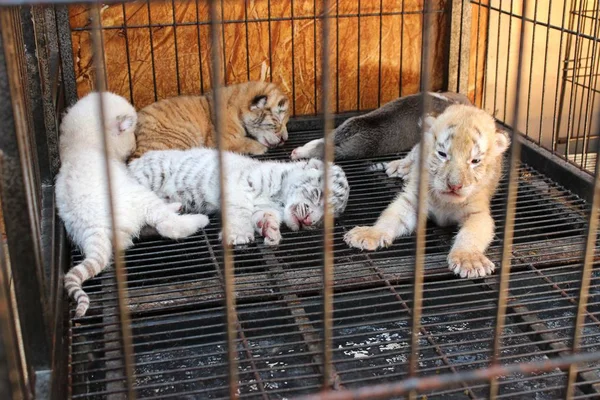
left=437, top=151, right=447, bottom=158
left=471, top=158, right=481, bottom=165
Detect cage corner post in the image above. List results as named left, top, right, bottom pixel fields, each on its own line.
left=447, top=0, right=472, bottom=96
left=0, top=5, right=53, bottom=399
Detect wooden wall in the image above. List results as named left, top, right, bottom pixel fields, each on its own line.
left=68, top=0, right=487, bottom=115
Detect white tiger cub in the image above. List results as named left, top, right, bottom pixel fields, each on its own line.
left=345, top=104, right=510, bottom=279
left=128, top=149, right=350, bottom=246
left=56, top=92, right=209, bottom=317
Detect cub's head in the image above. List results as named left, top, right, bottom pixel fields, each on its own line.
left=425, top=104, right=510, bottom=203
left=242, top=82, right=290, bottom=148
left=283, top=159, right=350, bottom=231
left=59, top=91, right=137, bottom=161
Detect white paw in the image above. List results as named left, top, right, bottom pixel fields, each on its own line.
left=344, top=226, right=394, bottom=250
left=385, top=158, right=412, bottom=178
left=253, top=211, right=282, bottom=246
left=290, top=146, right=307, bottom=160
left=156, top=214, right=209, bottom=239
left=220, top=231, right=255, bottom=246
left=448, top=250, right=495, bottom=278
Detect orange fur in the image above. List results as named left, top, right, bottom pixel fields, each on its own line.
left=129, top=81, right=290, bottom=161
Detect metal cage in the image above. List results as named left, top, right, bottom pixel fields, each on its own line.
left=1, top=0, right=600, bottom=399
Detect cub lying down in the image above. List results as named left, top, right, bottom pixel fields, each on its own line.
left=129, top=149, right=350, bottom=246
left=345, top=104, right=510, bottom=279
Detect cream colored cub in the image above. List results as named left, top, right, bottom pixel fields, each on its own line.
left=344, top=104, right=510, bottom=279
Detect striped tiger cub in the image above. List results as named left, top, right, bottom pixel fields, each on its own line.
left=129, top=81, right=290, bottom=161
left=129, top=149, right=350, bottom=246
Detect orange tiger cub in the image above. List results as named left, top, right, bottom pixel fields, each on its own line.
left=129, top=81, right=290, bottom=161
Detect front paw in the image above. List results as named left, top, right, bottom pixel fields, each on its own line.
left=448, top=250, right=495, bottom=278
left=385, top=159, right=411, bottom=178
left=344, top=226, right=393, bottom=250
left=290, top=146, right=306, bottom=160
left=254, top=211, right=282, bottom=246
left=220, top=230, right=255, bottom=246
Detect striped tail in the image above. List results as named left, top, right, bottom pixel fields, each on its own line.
left=367, top=162, right=388, bottom=172
left=64, top=234, right=111, bottom=317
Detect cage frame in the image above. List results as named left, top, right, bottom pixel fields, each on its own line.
left=0, top=0, right=600, bottom=399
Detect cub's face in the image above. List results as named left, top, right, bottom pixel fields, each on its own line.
left=243, top=91, right=290, bottom=148
left=283, top=160, right=349, bottom=231
left=425, top=105, right=510, bottom=203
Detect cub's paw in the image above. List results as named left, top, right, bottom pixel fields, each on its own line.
left=253, top=211, right=282, bottom=246
left=344, top=226, right=393, bottom=250
left=291, top=139, right=321, bottom=160
left=157, top=213, right=209, bottom=239
left=385, top=158, right=412, bottom=178
left=448, top=250, right=495, bottom=279
left=220, top=230, right=255, bottom=246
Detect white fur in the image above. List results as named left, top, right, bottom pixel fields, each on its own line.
left=129, top=150, right=350, bottom=246
left=56, top=92, right=209, bottom=317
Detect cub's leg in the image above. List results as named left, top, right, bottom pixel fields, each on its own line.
left=145, top=197, right=210, bottom=239
left=291, top=138, right=324, bottom=160
left=448, top=211, right=495, bottom=278
left=344, top=180, right=418, bottom=250
left=251, top=209, right=282, bottom=246
left=220, top=202, right=256, bottom=245
left=384, top=145, right=418, bottom=179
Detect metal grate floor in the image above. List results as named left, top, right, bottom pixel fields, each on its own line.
left=68, top=128, right=600, bottom=399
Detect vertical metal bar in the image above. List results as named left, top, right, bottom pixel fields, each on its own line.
left=89, top=4, right=135, bottom=398
left=488, top=0, right=527, bottom=398
left=55, top=5, right=78, bottom=106
left=146, top=0, right=158, bottom=101
left=244, top=0, right=250, bottom=81
left=524, top=0, right=539, bottom=138
left=537, top=0, right=553, bottom=145
left=357, top=0, right=361, bottom=110
left=501, top=0, right=514, bottom=124
left=398, top=0, right=404, bottom=97
left=208, top=0, right=238, bottom=398
left=448, top=0, right=471, bottom=95
left=0, top=200, right=26, bottom=400
left=120, top=3, right=134, bottom=103
left=195, top=0, right=205, bottom=93
left=290, top=0, right=297, bottom=115
left=335, top=0, right=339, bottom=114
left=171, top=0, right=182, bottom=94
left=481, top=0, right=492, bottom=110
left=577, top=5, right=600, bottom=171
left=550, top=0, right=570, bottom=153
left=565, top=65, right=600, bottom=400
left=408, top=2, right=434, bottom=399
left=377, top=0, right=382, bottom=107
left=267, top=0, right=272, bottom=82
left=473, top=0, right=482, bottom=105
left=320, top=0, right=334, bottom=390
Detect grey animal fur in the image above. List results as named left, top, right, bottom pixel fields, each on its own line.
left=291, top=91, right=472, bottom=160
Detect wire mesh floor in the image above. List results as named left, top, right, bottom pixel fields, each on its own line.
left=67, top=128, right=600, bottom=399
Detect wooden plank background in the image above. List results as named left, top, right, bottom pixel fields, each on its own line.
left=68, top=0, right=487, bottom=115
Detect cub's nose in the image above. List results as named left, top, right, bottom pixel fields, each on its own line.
left=447, top=183, right=463, bottom=192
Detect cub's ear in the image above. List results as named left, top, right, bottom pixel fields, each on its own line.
left=250, top=95, right=268, bottom=111
left=117, top=114, right=136, bottom=133
left=494, top=129, right=511, bottom=155
left=418, top=113, right=438, bottom=134
left=276, top=98, right=289, bottom=113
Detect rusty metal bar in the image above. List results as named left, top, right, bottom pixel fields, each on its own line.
left=408, top=3, right=434, bottom=399
left=89, top=3, right=136, bottom=398
left=488, top=1, right=527, bottom=398
left=293, top=351, right=600, bottom=400
left=208, top=0, right=239, bottom=398
left=319, top=0, right=335, bottom=391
